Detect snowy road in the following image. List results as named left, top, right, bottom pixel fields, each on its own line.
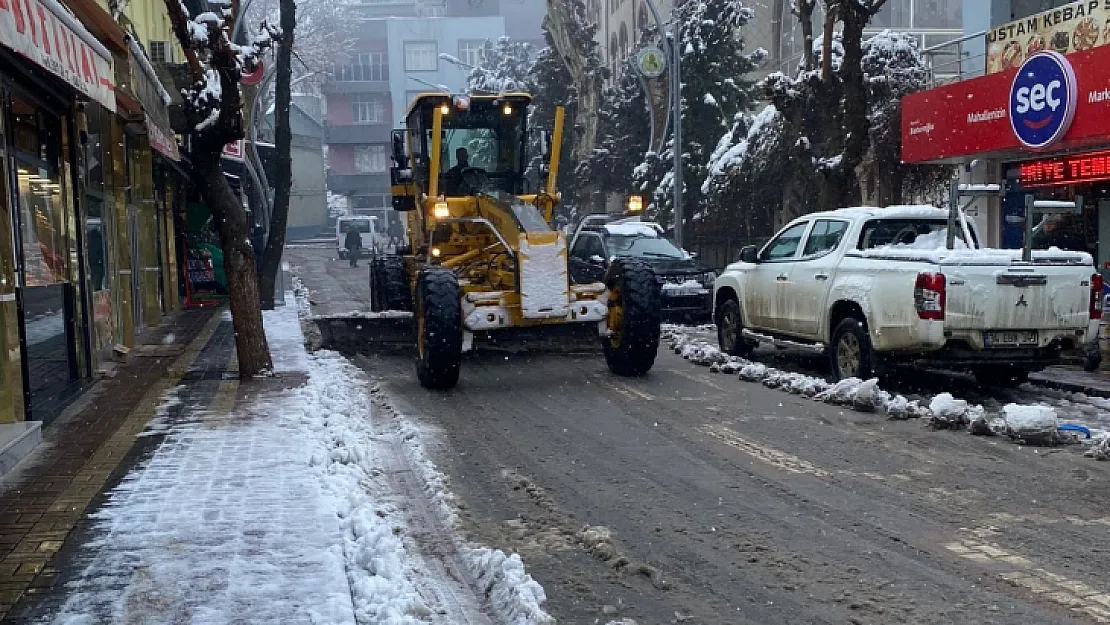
left=289, top=246, right=1110, bottom=625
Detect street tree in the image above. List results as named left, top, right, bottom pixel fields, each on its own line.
left=861, top=30, right=955, bottom=206
left=542, top=0, right=607, bottom=215
left=163, top=0, right=275, bottom=376
left=527, top=30, right=583, bottom=226
left=256, top=0, right=295, bottom=310
left=632, top=0, right=763, bottom=229
left=466, top=36, right=535, bottom=93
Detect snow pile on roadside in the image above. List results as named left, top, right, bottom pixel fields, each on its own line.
left=1084, top=433, right=1110, bottom=460
left=295, top=351, right=431, bottom=624
left=385, top=402, right=557, bottom=625
left=664, top=327, right=933, bottom=419
left=468, top=549, right=554, bottom=625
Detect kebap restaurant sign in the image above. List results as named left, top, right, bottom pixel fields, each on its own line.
left=987, top=0, right=1110, bottom=74
left=0, top=0, right=115, bottom=111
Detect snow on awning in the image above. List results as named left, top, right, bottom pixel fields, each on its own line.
left=0, top=0, right=116, bottom=110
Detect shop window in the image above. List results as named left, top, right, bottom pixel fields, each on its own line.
left=16, top=165, right=67, bottom=287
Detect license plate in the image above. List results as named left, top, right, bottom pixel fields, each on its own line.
left=666, top=286, right=706, bottom=297
left=984, top=330, right=1038, bottom=347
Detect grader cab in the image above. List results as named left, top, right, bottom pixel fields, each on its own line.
left=371, top=92, right=662, bottom=389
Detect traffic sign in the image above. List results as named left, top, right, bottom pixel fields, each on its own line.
left=636, top=46, right=667, bottom=79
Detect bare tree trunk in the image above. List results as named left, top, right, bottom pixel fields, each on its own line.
left=821, top=6, right=836, bottom=82
left=258, top=0, right=295, bottom=309
left=819, top=4, right=871, bottom=210
left=194, top=150, right=274, bottom=376
left=795, top=0, right=816, bottom=71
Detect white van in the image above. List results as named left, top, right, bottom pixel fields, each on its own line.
left=336, top=216, right=381, bottom=259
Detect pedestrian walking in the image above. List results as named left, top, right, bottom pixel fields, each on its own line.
left=344, top=227, right=362, bottom=267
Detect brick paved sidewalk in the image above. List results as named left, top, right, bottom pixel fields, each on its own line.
left=0, top=307, right=231, bottom=621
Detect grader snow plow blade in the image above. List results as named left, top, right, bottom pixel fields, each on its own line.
left=312, top=312, right=604, bottom=357
left=313, top=313, right=416, bottom=355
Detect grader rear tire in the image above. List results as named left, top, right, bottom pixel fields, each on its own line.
left=415, top=267, right=463, bottom=390
left=603, top=259, right=662, bottom=376
left=370, top=254, right=412, bottom=312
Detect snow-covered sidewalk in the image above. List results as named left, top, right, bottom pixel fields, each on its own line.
left=40, top=297, right=554, bottom=625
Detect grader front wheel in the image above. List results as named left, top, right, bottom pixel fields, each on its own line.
left=602, top=259, right=662, bottom=376
left=415, top=267, right=463, bottom=389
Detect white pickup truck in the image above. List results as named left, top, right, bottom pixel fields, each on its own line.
left=712, top=205, right=1102, bottom=386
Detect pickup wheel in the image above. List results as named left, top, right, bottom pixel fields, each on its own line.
left=973, top=367, right=1030, bottom=387
left=716, top=297, right=753, bottom=357
left=829, top=317, right=873, bottom=381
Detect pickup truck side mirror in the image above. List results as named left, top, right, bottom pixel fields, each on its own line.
left=739, top=245, right=759, bottom=264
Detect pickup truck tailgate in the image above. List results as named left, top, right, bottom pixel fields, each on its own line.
left=944, top=265, right=1091, bottom=330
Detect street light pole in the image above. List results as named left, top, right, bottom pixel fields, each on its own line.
left=641, top=0, right=682, bottom=247
left=670, top=32, right=683, bottom=248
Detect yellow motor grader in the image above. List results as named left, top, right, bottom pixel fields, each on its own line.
left=372, top=92, right=661, bottom=389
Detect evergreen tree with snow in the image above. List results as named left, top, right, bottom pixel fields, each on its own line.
left=861, top=30, right=954, bottom=206
left=466, top=36, right=536, bottom=94
left=632, top=0, right=764, bottom=231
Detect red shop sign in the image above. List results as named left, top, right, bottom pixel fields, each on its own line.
left=1018, top=149, right=1110, bottom=187
left=902, top=44, right=1110, bottom=164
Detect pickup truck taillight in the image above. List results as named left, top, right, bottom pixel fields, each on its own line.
left=1091, top=273, right=1104, bottom=320
left=914, top=272, right=945, bottom=321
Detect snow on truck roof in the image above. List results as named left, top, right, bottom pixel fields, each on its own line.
left=602, top=223, right=663, bottom=237
left=799, top=205, right=949, bottom=221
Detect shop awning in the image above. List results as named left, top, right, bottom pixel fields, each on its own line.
left=127, top=35, right=180, bottom=161
left=0, top=0, right=116, bottom=111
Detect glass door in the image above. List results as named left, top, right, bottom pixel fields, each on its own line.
left=9, top=94, right=78, bottom=416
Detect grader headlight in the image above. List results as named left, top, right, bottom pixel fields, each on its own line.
left=433, top=201, right=450, bottom=219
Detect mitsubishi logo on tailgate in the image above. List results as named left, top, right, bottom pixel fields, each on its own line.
left=1016, top=293, right=1029, bottom=307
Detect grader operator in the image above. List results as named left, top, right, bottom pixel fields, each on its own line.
left=370, top=92, right=662, bottom=389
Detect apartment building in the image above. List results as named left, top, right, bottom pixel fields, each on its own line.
left=323, top=2, right=508, bottom=224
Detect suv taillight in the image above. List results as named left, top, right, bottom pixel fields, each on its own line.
left=915, top=272, right=945, bottom=321
left=1091, top=273, right=1104, bottom=320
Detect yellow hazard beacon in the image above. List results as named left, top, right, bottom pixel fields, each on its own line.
left=372, top=92, right=662, bottom=389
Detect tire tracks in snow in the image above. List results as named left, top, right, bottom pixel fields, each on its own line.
left=363, top=376, right=496, bottom=625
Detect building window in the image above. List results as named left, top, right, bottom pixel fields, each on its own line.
left=334, top=52, right=388, bottom=82
left=872, top=0, right=911, bottom=28
left=404, top=41, right=438, bottom=71
left=913, top=0, right=962, bottom=29
left=459, top=39, right=485, bottom=68
left=149, top=41, right=171, bottom=64
left=352, top=96, right=385, bottom=123
left=355, top=145, right=388, bottom=173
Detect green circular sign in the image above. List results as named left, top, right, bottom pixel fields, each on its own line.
left=636, top=46, right=667, bottom=79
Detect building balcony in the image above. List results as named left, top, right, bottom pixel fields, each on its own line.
left=323, top=80, right=391, bottom=95
left=328, top=171, right=391, bottom=195
left=325, top=124, right=393, bottom=144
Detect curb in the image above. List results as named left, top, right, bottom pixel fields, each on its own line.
left=1029, top=372, right=1110, bottom=399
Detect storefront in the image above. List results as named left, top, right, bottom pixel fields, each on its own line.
left=902, top=5, right=1110, bottom=271
left=0, top=0, right=116, bottom=422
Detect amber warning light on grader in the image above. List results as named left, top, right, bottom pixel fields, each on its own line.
left=626, top=194, right=644, bottom=213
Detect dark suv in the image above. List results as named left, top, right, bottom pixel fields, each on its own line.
left=568, top=219, right=715, bottom=321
